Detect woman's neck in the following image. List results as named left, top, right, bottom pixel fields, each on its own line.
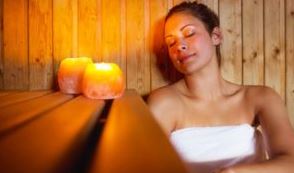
left=182, top=64, right=231, bottom=101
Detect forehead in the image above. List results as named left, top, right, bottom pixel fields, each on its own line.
left=165, top=12, right=205, bottom=34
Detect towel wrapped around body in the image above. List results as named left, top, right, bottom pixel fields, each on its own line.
left=170, top=124, right=265, bottom=173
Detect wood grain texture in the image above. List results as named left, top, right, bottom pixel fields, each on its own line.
left=3, top=0, right=29, bottom=89
left=0, top=95, right=105, bottom=173
left=0, top=0, right=3, bottom=89
left=0, top=0, right=292, bottom=112
left=0, top=90, right=52, bottom=108
left=120, top=0, right=127, bottom=76
left=286, top=0, right=294, bottom=125
left=264, top=0, right=285, bottom=99
left=242, top=0, right=264, bottom=85
left=150, top=0, right=169, bottom=90
left=0, top=90, right=20, bottom=97
left=78, top=0, right=100, bottom=61
left=89, top=90, right=188, bottom=173
left=29, top=0, right=53, bottom=90
left=219, top=0, right=242, bottom=84
left=126, top=0, right=150, bottom=95
left=198, top=0, right=219, bottom=14
left=53, top=0, right=77, bottom=86
left=173, top=0, right=185, bottom=6
left=0, top=92, right=73, bottom=134
left=101, top=0, right=121, bottom=65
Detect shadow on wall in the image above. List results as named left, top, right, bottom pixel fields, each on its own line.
left=151, top=17, right=183, bottom=84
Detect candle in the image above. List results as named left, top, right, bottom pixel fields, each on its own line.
left=58, top=57, right=93, bottom=94
left=82, top=63, right=125, bottom=99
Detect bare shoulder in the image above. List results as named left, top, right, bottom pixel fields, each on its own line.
left=147, top=84, right=182, bottom=134
left=148, top=85, right=180, bottom=107
left=244, top=85, right=284, bottom=110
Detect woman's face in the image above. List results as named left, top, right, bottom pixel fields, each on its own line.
left=164, top=12, right=220, bottom=74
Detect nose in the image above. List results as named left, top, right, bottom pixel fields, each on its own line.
left=177, top=40, right=187, bottom=52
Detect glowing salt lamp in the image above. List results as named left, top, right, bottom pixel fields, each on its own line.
left=58, top=57, right=93, bottom=94
left=82, top=63, right=125, bottom=99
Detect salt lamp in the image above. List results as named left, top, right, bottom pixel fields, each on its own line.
left=58, top=57, right=93, bottom=94
left=82, top=63, right=125, bottom=99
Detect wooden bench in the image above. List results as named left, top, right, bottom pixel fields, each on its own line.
left=0, top=89, right=188, bottom=173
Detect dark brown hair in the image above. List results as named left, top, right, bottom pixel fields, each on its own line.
left=165, top=1, right=221, bottom=66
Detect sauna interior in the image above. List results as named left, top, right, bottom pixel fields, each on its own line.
left=0, top=0, right=293, bottom=123
left=0, top=0, right=294, bottom=172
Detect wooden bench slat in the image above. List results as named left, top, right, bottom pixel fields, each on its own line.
left=0, top=90, right=53, bottom=108
left=0, top=95, right=105, bottom=173
left=0, top=91, right=20, bottom=97
left=90, top=90, right=188, bottom=173
left=0, top=92, right=74, bottom=134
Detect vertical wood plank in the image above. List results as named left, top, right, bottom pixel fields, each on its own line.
left=286, top=0, right=294, bottom=125
left=0, top=0, right=3, bottom=89
left=53, top=0, right=77, bottom=87
left=96, top=0, right=102, bottom=62
left=150, top=0, right=169, bottom=90
left=173, top=0, right=185, bottom=6
left=264, top=0, right=285, bottom=98
left=78, top=0, right=100, bottom=61
left=167, top=0, right=173, bottom=10
left=120, top=0, right=127, bottom=78
left=219, top=0, right=242, bottom=84
left=3, top=0, right=29, bottom=90
left=198, top=0, right=219, bottom=14
left=29, top=0, right=53, bottom=90
left=68, top=0, right=78, bottom=56
left=144, top=0, right=150, bottom=91
left=242, top=0, right=264, bottom=85
left=126, top=0, right=150, bottom=94
left=101, top=0, right=122, bottom=65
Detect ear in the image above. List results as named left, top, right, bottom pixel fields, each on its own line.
left=211, top=27, right=222, bottom=46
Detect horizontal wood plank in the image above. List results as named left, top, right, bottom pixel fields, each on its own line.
left=0, top=90, right=52, bottom=108
left=0, top=91, right=20, bottom=97
left=0, top=92, right=74, bottom=134
left=0, top=95, right=105, bottom=173
left=89, top=90, right=188, bottom=173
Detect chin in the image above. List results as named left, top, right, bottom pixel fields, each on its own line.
left=182, top=64, right=206, bottom=75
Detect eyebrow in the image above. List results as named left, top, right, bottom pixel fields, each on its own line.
left=164, top=24, right=194, bottom=38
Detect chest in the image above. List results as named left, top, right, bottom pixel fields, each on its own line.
left=176, top=95, right=255, bottom=128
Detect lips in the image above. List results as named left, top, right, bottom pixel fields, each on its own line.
left=178, top=53, right=196, bottom=63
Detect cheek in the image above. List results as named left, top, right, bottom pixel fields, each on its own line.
left=195, top=37, right=213, bottom=54
left=168, top=48, right=177, bottom=60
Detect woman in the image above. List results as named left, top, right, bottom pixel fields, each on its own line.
left=147, top=1, right=294, bottom=173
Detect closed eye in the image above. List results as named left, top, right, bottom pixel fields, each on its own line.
left=166, top=38, right=176, bottom=47
left=185, top=32, right=195, bottom=38
left=182, top=26, right=196, bottom=38
left=168, top=41, right=176, bottom=47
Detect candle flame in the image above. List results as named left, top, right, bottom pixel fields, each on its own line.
left=95, top=63, right=113, bottom=71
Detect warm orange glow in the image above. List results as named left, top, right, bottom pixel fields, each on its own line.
left=82, top=63, right=125, bottom=99
left=58, top=57, right=93, bottom=94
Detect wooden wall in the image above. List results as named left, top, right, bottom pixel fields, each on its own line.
left=0, top=0, right=293, bottom=124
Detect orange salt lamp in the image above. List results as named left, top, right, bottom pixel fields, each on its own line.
left=58, top=57, right=93, bottom=94
left=82, top=63, right=125, bottom=99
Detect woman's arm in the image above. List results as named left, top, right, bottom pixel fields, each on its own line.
left=147, top=87, right=180, bottom=135
left=220, top=86, right=294, bottom=173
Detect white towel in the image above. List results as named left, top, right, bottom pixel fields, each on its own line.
left=170, top=124, right=263, bottom=173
